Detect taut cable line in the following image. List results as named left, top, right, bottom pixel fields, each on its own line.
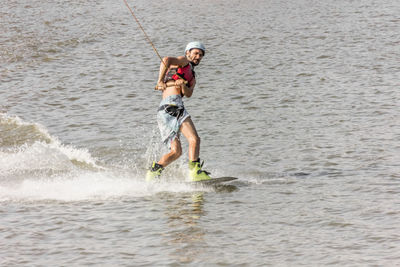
left=123, top=0, right=167, bottom=68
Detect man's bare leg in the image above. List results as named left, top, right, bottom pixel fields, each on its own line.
left=158, top=137, right=182, bottom=167
left=180, top=117, right=211, bottom=180
left=180, top=117, right=200, bottom=161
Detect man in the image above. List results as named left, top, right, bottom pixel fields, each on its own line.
left=146, top=41, right=211, bottom=182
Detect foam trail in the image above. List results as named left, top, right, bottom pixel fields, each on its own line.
left=0, top=170, right=205, bottom=202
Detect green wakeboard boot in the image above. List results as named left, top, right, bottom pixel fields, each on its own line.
left=189, top=159, right=211, bottom=181
left=146, top=162, right=164, bottom=182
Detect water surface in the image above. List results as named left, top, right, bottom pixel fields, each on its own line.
left=1, top=0, right=399, bottom=266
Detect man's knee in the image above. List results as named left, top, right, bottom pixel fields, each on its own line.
left=171, top=145, right=182, bottom=158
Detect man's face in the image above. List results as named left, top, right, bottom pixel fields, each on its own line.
left=186, top=48, right=204, bottom=65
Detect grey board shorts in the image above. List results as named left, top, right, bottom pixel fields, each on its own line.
left=157, top=95, right=190, bottom=148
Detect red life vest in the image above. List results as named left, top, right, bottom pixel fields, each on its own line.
left=164, top=63, right=195, bottom=87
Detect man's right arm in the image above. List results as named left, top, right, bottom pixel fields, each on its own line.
left=155, top=57, right=169, bottom=91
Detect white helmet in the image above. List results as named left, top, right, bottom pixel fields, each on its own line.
left=185, top=41, right=205, bottom=55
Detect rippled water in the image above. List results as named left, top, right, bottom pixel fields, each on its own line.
left=1, top=0, right=400, bottom=266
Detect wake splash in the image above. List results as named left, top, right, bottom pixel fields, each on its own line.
left=0, top=170, right=199, bottom=202
left=0, top=113, right=204, bottom=202
left=0, top=113, right=100, bottom=175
